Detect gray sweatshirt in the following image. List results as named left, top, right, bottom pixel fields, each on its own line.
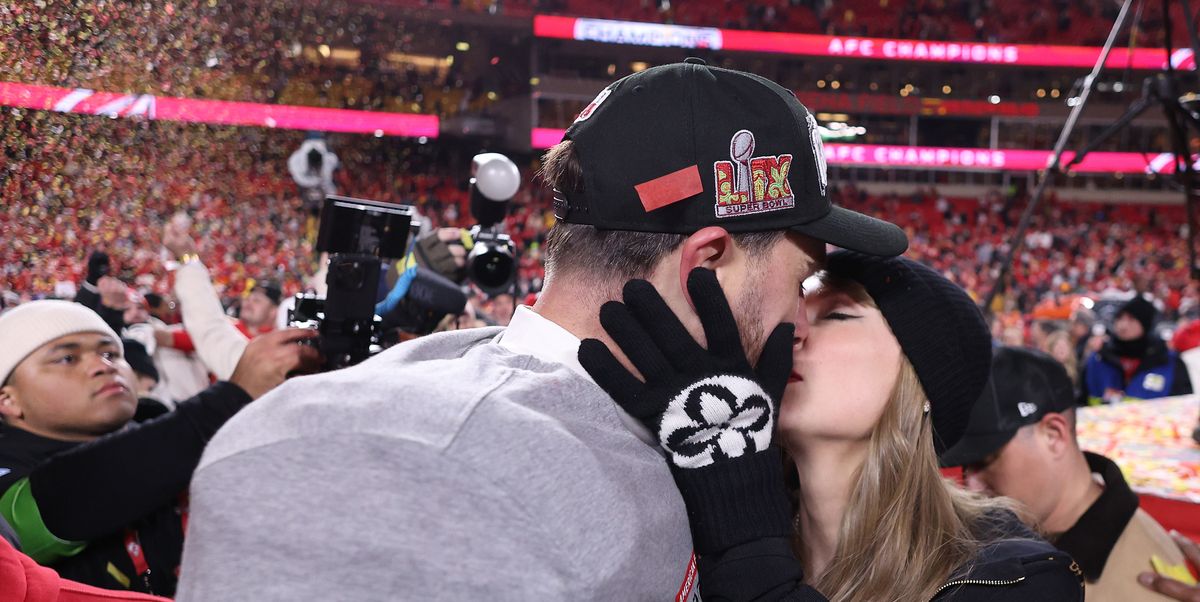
left=176, top=325, right=699, bottom=601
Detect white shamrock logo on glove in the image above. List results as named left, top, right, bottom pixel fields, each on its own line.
left=659, top=375, right=774, bottom=469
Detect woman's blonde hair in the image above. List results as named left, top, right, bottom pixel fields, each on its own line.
left=793, top=279, right=1018, bottom=602
left=1042, top=330, right=1078, bottom=383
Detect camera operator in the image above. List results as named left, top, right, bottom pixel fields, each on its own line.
left=0, top=300, right=319, bottom=596
left=480, top=290, right=516, bottom=327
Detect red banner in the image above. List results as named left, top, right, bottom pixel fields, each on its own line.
left=535, top=15, right=1185, bottom=70
left=0, top=82, right=440, bottom=138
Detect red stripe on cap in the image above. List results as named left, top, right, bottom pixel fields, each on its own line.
left=634, top=165, right=703, bottom=212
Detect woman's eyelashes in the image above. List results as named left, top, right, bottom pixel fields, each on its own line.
left=820, top=311, right=860, bottom=321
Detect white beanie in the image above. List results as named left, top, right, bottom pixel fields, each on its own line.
left=0, top=300, right=122, bottom=386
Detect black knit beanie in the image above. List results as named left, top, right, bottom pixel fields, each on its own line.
left=1117, top=295, right=1157, bottom=338
left=824, top=251, right=992, bottom=454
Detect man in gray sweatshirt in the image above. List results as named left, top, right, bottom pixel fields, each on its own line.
left=176, top=59, right=908, bottom=600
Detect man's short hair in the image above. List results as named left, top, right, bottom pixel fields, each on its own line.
left=540, top=141, right=784, bottom=282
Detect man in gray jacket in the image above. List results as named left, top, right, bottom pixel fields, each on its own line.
left=176, top=59, right=907, bottom=600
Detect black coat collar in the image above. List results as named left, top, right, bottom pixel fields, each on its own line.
left=1098, top=338, right=1171, bottom=370
left=0, top=424, right=78, bottom=491
left=1050, top=452, right=1139, bottom=581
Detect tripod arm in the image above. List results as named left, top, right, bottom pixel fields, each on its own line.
left=1064, top=93, right=1156, bottom=170
left=980, top=0, right=1138, bottom=313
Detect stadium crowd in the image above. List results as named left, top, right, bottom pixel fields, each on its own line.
left=4, top=113, right=1192, bottom=346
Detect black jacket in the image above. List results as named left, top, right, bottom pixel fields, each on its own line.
left=0, top=381, right=251, bottom=596
left=933, top=529, right=1084, bottom=600
left=698, top=510, right=1083, bottom=601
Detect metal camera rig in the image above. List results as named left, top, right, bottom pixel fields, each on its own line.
left=290, top=195, right=417, bottom=371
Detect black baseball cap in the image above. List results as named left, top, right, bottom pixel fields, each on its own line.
left=939, top=346, right=1076, bottom=468
left=252, top=280, right=283, bottom=305
left=554, top=59, right=907, bottom=257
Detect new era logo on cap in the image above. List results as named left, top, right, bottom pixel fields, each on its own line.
left=940, top=346, right=1078, bottom=468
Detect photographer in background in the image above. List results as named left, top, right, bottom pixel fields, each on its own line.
left=0, top=300, right=319, bottom=596
left=481, top=290, right=516, bottom=327
left=152, top=219, right=279, bottom=380
left=123, top=291, right=210, bottom=407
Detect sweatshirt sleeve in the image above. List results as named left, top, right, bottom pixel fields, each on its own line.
left=696, top=537, right=827, bottom=601
left=25, top=382, right=252, bottom=542
left=173, top=260, right=249, bottom=379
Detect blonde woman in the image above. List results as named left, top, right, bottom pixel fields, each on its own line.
left=581, top=253, right=1083, bottom=601
left=1043, top=329, right=1080, bottom=384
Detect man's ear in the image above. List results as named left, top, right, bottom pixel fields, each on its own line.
left=677, top=226, right=736, bottom=301
left=1038, top=413, right=1074, bottom=458
left=0, top=384, right=23, bottom=421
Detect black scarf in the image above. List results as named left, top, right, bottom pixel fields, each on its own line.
left=1110, top=335, right=1148, bottom=358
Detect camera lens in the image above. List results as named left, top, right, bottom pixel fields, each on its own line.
left=471, top=249, right=514, bottom=290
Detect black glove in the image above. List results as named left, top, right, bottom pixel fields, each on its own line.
left=86, top=251, right=110, bottom=285
left=579, top=267, right=796, bottom=555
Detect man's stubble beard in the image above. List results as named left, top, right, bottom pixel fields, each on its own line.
left=732, top=269, right=767, bottom=364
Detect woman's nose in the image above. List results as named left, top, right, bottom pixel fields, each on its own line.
left=792, top=301, right=810, bottom=348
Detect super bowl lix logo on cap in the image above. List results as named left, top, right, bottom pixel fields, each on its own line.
left=713, top=130, right=795, bottom=218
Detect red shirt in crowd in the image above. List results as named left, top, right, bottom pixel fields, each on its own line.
left=170, top=320, right=275, bottom=352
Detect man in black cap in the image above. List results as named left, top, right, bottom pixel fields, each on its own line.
left=1080, top=296, right=1191, bottom=405
left=943, top=346, right=1187, bottom=601
left=177, top=59, right=907, bottom=600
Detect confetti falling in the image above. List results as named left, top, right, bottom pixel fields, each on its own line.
left=0, top=0, right=545, bottom=303
left=1077, top=396, right=1200, bottom=503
